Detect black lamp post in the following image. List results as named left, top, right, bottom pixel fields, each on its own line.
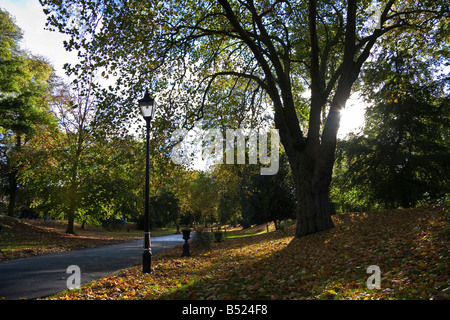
left=138, top=89, right=155, bottom=274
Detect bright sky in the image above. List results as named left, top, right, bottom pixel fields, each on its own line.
left=0, top=0, right=367, bottom=137
left=339, top=95, right=366, bottom=138
left=0, top=0, right=77, bottom=80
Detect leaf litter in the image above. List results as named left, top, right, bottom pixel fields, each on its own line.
left=46, top=206, right=449, bottom=300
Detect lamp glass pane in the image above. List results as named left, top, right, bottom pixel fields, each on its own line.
left=140, top=103, right=154, bottom=118
left=138, top=92, right=155, bottom=118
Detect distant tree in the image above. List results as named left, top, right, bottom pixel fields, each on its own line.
left=240, top=153, right=296, bottom=228
left=184, top=172, right=219, bottom=226
left=333, top=44, right=450, bottom=209
left=213, top=164, right=243, bottom=226
left=0, top=8, right=25, bottom=95
left=77, top=136, right=143, bottom=227
left=46, top=79, right=101, bottom=233
left=150, top=190, right=180, bottom=228
left=0, top=8, right=56, bottom=216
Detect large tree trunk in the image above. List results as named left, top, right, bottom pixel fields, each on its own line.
left=285, top=0, right=356, bottom=237
left=287, top=145, right=335, bottom=237
left=288, top=89, right=351, bottom=237
left=220, top=0, right=367, bottom=237
left=296, top=184, right=334, bottom=236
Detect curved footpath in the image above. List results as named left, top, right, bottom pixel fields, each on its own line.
left=0, top=234, right=185, bottom=300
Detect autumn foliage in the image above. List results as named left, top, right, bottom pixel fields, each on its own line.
left=48, top=206, right=449, bottom=300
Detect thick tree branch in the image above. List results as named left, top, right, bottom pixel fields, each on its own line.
left=320, top=0, right=357, bottom=166
left=353, top=0, right=397, bottom=82
left=217, top=0, right=304, bottom=150
left=308, top=0, right=324, bottom=143
left=217, top=0, right=279, bottom=100
left=319, top=4, right=344, bottom=84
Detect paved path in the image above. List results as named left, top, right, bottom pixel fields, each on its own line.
left=0, top=234, right=185, bottom=300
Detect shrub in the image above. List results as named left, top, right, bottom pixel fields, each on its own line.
left=101, top=218, right=125, bottom=231
left=192, top=227, right=211, bottom=250
left=214, top=231, right=223, bottom=242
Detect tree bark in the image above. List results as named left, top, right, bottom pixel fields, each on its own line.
left=65, top=156, right=80, bottom=234
left=7, top=134, right=22, bottom=217
left=65, top=182, right=77, bottom=234
left=7, top=171, right=18, bottom=217
left=285, top=144, right=335, bottom=237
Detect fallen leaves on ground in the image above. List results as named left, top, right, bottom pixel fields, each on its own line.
left=47, top=206, right=449, bottom=300
left=0, top=216, right=128, bottom=261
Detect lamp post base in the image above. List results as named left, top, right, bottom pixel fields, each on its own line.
left=143, top=251, right=152, bottom=273
left=181, top=229, right=191, bottom=257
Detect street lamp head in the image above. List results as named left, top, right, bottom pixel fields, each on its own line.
left=138, top=90, right=155, bottom=120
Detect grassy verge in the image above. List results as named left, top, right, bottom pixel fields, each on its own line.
left=46, top=206, right=449, bottom=300
left=224, top=230, right=266, bottom=239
